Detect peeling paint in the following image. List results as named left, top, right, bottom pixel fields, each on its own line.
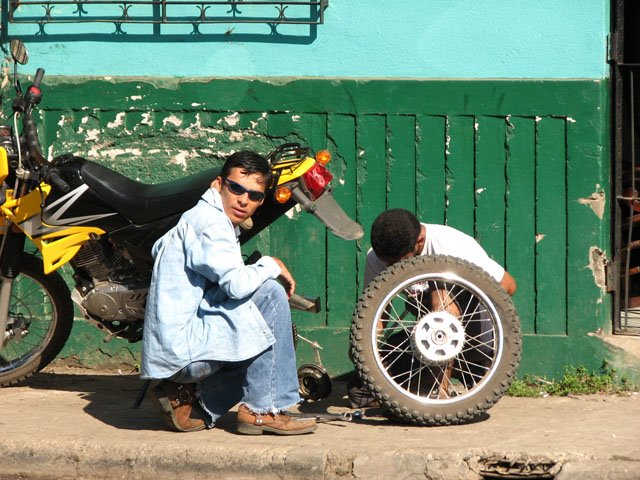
left=220, top=112, right=240, bottom=127
left=535, top=234, right=545, bottom=242
left=284, top=204, right=302, bottom=219
left=567, top=117, right=576, bottom=123
left=228, top=131, right=244, bottom=142
left=191, top=103, right=202, bottom=107
left=535, top=116, right=542, bottom=122
left=578, top=189, right=606, bottom=219
left=89, top=147, right=142, bottom=160
left=475, top=187, right=486, bottom=195
left=85, top=129, right=100, bottom=142
left=162, top=115, right=182, bottom=127
left=292, top=115, right=301, bottom=122
left=107, top=112, right=125, bottom=129
left=587, top=246, right=607, bottom=292
left=171, top=151, right=190, bottom=169
left=130, top=95, right=143, bottom=101
left=140, top=113, right=153, bottom=126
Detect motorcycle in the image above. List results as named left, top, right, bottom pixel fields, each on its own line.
left=0, top=39, right=363, bottom=387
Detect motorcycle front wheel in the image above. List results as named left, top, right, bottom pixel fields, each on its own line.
left=0, top=253, right=74, bottom=386
left=350, top=255, right=522, bottom=426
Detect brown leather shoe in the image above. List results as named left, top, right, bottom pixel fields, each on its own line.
left=151, top=381, right=206, bottom=432
left=236, top=404, right=316, bottom=435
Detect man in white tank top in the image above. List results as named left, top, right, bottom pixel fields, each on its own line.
left=364, top=209, right=516, bottom=295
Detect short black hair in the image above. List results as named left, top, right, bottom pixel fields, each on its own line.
left=221, top=150, right=273, bottom=188
left=370, top=209, right=421, bottom=261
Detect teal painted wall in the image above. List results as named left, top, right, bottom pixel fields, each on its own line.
left=5, top=0, right=608, bottom=79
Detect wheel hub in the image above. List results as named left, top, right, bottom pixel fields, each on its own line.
left=411, top=311, right=465, bottom=365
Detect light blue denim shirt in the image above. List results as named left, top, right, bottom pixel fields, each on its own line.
left=140, top=187, right=281, bottom=380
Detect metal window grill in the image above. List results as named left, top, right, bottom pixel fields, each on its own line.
left=8, top=0, right=328, bottom=31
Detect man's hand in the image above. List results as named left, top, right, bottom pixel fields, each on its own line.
left=271, top=257, right=296, bottom=298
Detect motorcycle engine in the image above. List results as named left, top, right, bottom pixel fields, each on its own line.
left=71, top=240, right=148, bottom=323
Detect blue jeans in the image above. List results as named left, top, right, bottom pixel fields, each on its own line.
left=171, top=279, right=301, bottom=424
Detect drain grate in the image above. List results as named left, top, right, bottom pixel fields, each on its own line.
left=478, top=455, right=561, bottom=479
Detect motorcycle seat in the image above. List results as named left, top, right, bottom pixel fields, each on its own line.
left=81, top=161, right=220, bottom=225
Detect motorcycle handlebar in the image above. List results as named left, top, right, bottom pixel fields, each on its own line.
left=31, top=68, right=45, bottom=89
left=21, top=68, right=46, bottom=165
left=45, top=169, right=70, bottom=193
left=23, top=111, right=46, bottom=165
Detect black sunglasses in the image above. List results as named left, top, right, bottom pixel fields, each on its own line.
left=222, top=177, right=266, bottom=202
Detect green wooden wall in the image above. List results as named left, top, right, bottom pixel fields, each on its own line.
left=12, top=76, right=613, bottom=379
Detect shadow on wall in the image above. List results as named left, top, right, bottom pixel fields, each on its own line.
left=0, top=0, right=326, bottom=44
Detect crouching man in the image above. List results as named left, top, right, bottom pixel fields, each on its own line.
left=141, top=151, right=315, bottom=436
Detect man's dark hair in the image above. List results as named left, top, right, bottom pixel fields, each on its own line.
left=370, top=209, right=421, bottom=261
left=221, top=150, right=273, bottom=188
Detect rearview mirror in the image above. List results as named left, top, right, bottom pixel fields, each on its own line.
left=10, top=39, right=28, bottom=65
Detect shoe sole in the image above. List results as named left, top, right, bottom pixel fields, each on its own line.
left=236, top=422, right=317, bottom=436
left=151, top=387, right=206, bottom=433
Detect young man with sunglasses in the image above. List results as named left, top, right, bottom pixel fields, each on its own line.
left=141, top=150, right=316, bottom=436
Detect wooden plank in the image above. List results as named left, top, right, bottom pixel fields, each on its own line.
left=535, top=117, right=568, bottom=335
left=386, top=115, right=416, bottom=212
left=445, top=115, right=475, bottom=235
left=416, top=115, right=446, bottom=224
left=355, top=115, right=388, bottom=290
left=475, top=115, right=507, bottom=265
left=566, top=107, right=610, bottom=337
left=326, top=114, right=359, bottom=327
left=265, top=113, right=328, bottom=328
left=505, top=116, right=536, bottom=334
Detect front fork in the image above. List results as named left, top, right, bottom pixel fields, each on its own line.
left=0, top=226, right=26, bottom=348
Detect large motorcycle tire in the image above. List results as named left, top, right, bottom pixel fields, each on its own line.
left=350, top=255, right=522, bottom=426
left=0, top=253, right=74, bottom=387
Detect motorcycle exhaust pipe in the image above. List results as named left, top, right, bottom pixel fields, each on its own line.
left=289, top=293, right=321, bottom=313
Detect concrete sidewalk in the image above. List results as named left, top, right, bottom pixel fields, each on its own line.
left=1, top=367, right=639, bottom=480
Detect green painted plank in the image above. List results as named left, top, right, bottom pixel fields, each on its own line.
left=386, top=115, right=416, bottom=212
left=355, top=115, right=387, bottom=290
left=566, top=108, right=610, bottom=337
left=265, top=113, right=329, bottom=328
left=505, top=117, right=536, bottom=334
left=475, top=115, right=507, bottom=265
left=535, top=117, right=568, bottom=335
left=41, top=77, right=605, bottom=118
left=326, top=114, right=359, bottom=328
left=445, top=115, right=475, bottom=235
left=416, top=115, right=446, bottom=224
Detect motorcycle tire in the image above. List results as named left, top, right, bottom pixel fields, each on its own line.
left=0, top=253, right=74, bottom=387
left=350, top=255, right=522, bottom=426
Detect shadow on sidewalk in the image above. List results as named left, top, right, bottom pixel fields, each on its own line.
left=21, top=370, right=170, bottom=431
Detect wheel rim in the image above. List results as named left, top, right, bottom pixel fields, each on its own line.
left=0, top=271, right=57, bottom=374
left=371, top=271, right=504, bottom=405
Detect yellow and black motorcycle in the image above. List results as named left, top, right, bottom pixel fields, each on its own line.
left=0, top=40, right=362, bottom=386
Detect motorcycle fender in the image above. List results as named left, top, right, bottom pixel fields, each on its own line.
left=292, top=187, right=363, bottom=241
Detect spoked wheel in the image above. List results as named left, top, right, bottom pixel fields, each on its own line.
left=350, top=255, right=522, bottom=426
left=0, top=253, right=74, bottom=386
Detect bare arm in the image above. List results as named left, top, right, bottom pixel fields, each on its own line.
left=500, top=271, right=517, bottom=296
left=271, top=256, right=296, bottom=298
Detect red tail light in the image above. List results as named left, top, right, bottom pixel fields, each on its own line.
left=302, top=163, right=333, bottom=199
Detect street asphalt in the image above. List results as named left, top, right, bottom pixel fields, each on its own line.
left=1, top=366, right=639, bottom=480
